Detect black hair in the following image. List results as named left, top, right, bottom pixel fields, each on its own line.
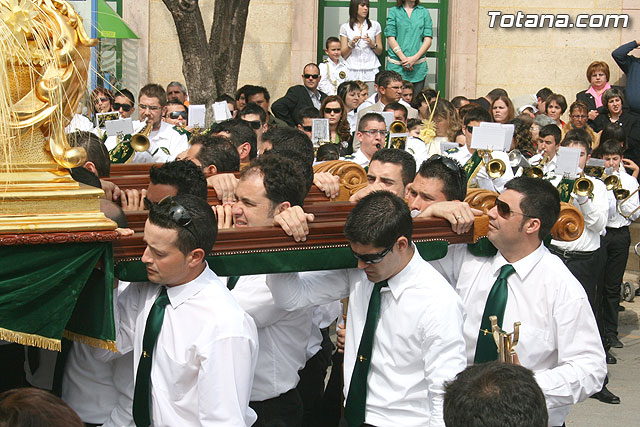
left=561, top=128, right=592, bottom=154
left=215, top=94, right=236, bottom=106
left=316, top=144, right=340, bottom=162
left=235, top=84, right=252, bottom=101
left=296, top=106, right=320, bottom=125
left=166, top=100, right=187, bottom=111
left=114, top=88, right=135, bottom=105
left=601, top=121, right=626, bottom=150
left=536, top=87, right=553, bottom=101
left=241, top=152, right=307, bottom=208
left=149, top=160, right=208, bottom=200
left=349, top=0, right=371, bottom=30
left=269, top=147, right=314, bottom=197
left=377, top=70, right=403, bottom=89
left=451, top=96, right=468, bottom=109
left=505, top=176, right=560, bottom=240
left=211, top=118, right=258, bottom=160
left=325, top=36, right=340, bottom=48
left=303, top=63, right=321, bottom=74
left=486, top=88, right=509, bottom=102
left=148, top=194, right=217, bottom=255
left=463, top=107, right=492, bottom=126
left=66, top=131, right=111, bottom=177
left=345, top=191, right=412, bottom=248
left=545, top=93, right=567, bottom=114
left=245, top=85, right=271, bottom=103
left=190, top=134, right=240, bottom=172
left=407, top=118, right=422, bottom=129
left=539, top=124, right=562, bottom=145
left=594, top=139, right=624, bottom=158
left=371, top=148, right=416, bottom=187
left=337, top=81, right=362, bottom=104
left=443, top=362, right=548, bottom=427
left=69, top=166, right=102, bottom=189
left=358, top=112, right=386, bottom=132
left=417, top=155, right=467, bottom=201
left=383, top=102, right=408, bottom=121
left=262, top=126, right=315, bottom=167
left=238, top=102, right=267, bottom=125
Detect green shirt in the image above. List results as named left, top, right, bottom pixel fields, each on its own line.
left=385, top=5, right=433, bottom=83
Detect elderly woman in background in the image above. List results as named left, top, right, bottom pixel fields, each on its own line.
left=491, top=95, right=515, bottom=124
left=545, top=93, right=567, bottom=126
left=385, top=0, right=433, bottom=94
left=338, top=80, right=362, bottom=133
left=576, top=61, right=612, bottom=125
left=340, top=0, right=383, bottom=94
left=320, top=95, right=353, bottom=155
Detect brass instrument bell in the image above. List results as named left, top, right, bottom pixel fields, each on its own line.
left=478, top=149, right=506, bottom=179
left=573, top=173, right=594, bottom=199
left=130, top=120, right=153, bottom=152
left=387, top=120, right=408, bottom=150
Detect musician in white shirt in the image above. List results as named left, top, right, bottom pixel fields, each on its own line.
left=318, top=37, right=351, bottom=96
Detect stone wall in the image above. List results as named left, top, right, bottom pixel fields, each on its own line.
left=474, top=0, right=628, bottom=116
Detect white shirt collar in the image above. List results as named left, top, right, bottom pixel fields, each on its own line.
left=386, top=245, right=422, bottom=300
left=165, top=264, right=216, bottom=309
left=491, top=243, right=546, bottom=282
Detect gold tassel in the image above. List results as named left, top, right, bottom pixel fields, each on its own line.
left=63, top=330, right=118, bottom=352
left=0, top=327, right=61, bottom=351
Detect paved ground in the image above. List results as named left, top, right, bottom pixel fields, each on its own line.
left=566, top=293, right=640, bottom=425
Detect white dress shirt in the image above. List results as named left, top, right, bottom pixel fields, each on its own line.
left=115, top=265, right=259, bottom=426
left=608, top=167, right=640, bottom=227
left=405, top=136, right=429, bottom=170
left=131, top=121, right=189, bottom=163
left=339, top=20, right=382, bottom=82
left=550, top=175, right=608, bottom=252
left=343, top=149, right=370, bottom=168
left=65, top=114, right=95, bottom=133
left=444, top=144, right=471, bottom=166
left=306, top=302, right=341, bottom=359
left=430, top=243, right=606, bottom=426
left=230, top=274, right=314, bottom=402
left=319, top=58, right=351, bottom=96
left=266, top=247, right=467, bottom=427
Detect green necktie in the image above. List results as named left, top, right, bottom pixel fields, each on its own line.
left=133, top=287, right=170, bottom=427
left=344, top=280, right=387, bottom=427
left=474, top=264, right=516, bottom=364
left=227, top=276, right=240, bottom=290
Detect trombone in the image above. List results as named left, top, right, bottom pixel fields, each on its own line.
left=477, top=149, right=506, bottom=179
left=616, top=187, right=639, bottom=218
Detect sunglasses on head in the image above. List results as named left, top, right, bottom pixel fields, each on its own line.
left=149, top=196, right=200, bottom=244
left=303, top=73, right=320, bottom=79
left=350, top=242, right=395, bottom=264
left=168, top=111, right=188, bottom=120
left=242, top=119, right=262, bottom=130
left=113, top=102, right=132, bottom=112
left=494, top=198, right=534, bottom=219
left=325, top=107, right=342, bottom=114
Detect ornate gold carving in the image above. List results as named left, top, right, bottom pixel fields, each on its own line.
left=313, top=160, right=368, bottom=201
left=551, top=202, right=584, bottom=242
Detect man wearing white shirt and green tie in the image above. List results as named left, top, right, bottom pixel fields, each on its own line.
left=112, top=195, right=259, bottom=426
left=266, top=191, right=467, bottom=427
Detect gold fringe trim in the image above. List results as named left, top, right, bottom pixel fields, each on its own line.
left=63, top=330, right=118, bottom=352
left=0, top=327, right=61, bottom=351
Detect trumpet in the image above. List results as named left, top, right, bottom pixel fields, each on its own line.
left=387, top=120, right=408, bottom=150
left=573, top=173, right=594, bottom=200
left=617, top=187, right=640, bottom=218
left=602, top=173, right=620, bottom=191
left=524, top=154, right=549, bottom=179
left=478, top=149, right=506, bottom=179
left=130, top=120, right=152, bottom=152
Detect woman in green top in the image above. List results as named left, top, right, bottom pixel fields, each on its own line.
left=385, top=0, right=433, bottom=94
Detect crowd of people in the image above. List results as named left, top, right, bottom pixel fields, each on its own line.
left=2, top=0, right=640, bottom=425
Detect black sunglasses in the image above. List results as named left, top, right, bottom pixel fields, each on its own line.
left=303, top=74, right=320, bottom=79
left=466, top=125, right=474, bottom=134
left=301, top=125, right=312, bottom=132
left=150, top=196, right=200, bottom=246
left=325, top=107, right=342, bottom=114
left=241, top=119, right=262, bottom=130
left=494, top=198, right=534, bottom=219
left=168, top=111, right=188, bottom=120
left=113, top=102, right=132, bottom=112
left=350, top=242, right=395, bottom=264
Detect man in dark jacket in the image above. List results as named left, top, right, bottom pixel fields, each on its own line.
left=272, top=63, right=328, bottom=127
